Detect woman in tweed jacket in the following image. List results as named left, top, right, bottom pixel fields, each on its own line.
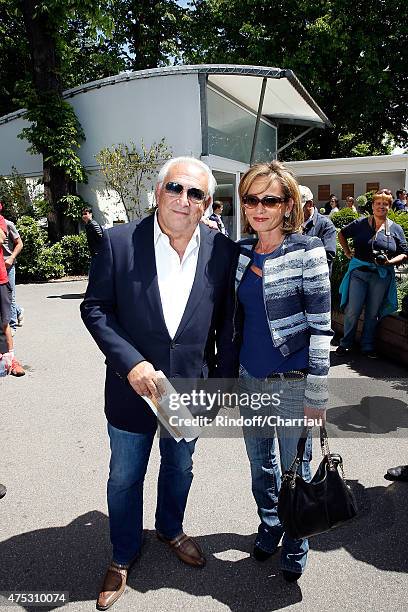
left=235, top=161, right=332, bottom=582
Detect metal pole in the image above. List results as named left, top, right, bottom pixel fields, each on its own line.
left=199, top=73, right=209, bottom=157
left=272, top=126, right=314, bottom=157
left=249, top=77, right=267, bottom=166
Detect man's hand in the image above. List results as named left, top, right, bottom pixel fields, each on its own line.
left=304, top=406, right=326, bottom=425
left=4, top=256, right=14, bottom=269
left=127, top=361, right=161, bottom=399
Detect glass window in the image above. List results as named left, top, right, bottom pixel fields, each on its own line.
left=207, top=88, right=276, bottom=164
left=212, top=171, right=238, bottom=240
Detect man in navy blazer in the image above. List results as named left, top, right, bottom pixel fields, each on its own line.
left=81, top=157, right=238, bottom=610
left=300, top=185, right=337, bottom=275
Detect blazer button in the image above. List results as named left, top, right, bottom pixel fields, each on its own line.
left=170, top=341, right=176, bottom=349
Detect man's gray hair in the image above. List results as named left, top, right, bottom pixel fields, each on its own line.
left=157, top=156, right=217, bottom=197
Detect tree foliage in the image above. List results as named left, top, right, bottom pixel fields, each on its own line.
left=106, top=0, right=188, bottom=71
left=183, top=0, right=408, bottom=159
left=96, top=138, right=172, bottom=220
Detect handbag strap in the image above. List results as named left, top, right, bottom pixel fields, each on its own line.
left=288, top=426, right=332, bottom=474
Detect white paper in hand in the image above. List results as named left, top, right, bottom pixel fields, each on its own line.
left=142, top=371, right=201, bottom=443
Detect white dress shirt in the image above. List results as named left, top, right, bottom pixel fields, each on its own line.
left=154, top=212, right=200, bottom=339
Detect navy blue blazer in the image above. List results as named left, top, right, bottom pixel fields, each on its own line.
left=80, top=215, right=239, bottom=433
left=302, top=210, right=337, bottom=273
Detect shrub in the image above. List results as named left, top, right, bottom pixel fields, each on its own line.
left=36, top=243, right=65, bottom=280
left=331, top=244, right=350, bottom=309
left=330, top=208, right=360, bottom=230
left=15, top=217, right=89, bottom=281
left=388, top=211, right=408, bottom=241
left=60, top=233, right=90, bottom=275
left=16, top=216, right=48, bottom=281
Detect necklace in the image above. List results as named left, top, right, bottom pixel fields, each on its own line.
left=256, top=237, right=283, bottom=254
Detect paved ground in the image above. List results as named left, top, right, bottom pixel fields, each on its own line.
left=1, top=280, right=407, bottom=612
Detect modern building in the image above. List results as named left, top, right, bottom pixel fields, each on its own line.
left=286, top=154, right=408, bottom=208
left=0, top=64, right=330, bottom=239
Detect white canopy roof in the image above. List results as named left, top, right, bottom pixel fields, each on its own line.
left=0, top=64, right=331, bottom=130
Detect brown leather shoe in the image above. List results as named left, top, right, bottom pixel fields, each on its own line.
left=156, top=531, right=206, bottom=567
left=96, top=562, right=130, bottom=611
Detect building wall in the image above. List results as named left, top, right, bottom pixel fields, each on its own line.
left=0, top=73, right=203, bottom=223
left=287, top=155, right=408, bottom=206
left=0, top=117, right=42, bottom=176
left=293, top=171, right=406, bottom=205
left=69, top=73, right=202, bottom=169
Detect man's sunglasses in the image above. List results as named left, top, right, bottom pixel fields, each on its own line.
left=165, top=182, right=207, bottom=204
left=242, top=194, right=288, bottom=209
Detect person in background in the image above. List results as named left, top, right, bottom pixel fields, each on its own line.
left=0, top=226, right=25, bottom=376
left=328, top=195, right=339, bottom=217
left=235, top=161, right=332, bottom=583
left=345, top=196, right=357, bottom=213
left=324, top=193, right=336, bottom=215
left=336, top=189, right=408, bottom=358
left=300, top=185, right=336, bottom=274
left=81, top=207, right=104, bottom=257
left=0, top=202, right=24, bottom=335
left=209, top=201, right=229, bottom=236
left=392, top=189, right=407, bottom=212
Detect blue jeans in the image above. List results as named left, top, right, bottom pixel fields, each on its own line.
left=7, top=265, right=22, bottom=331
left=107, top=423, right=197, bottom=565
left=238, top=366, right=312, bottom=574
left=340, top=268, right=391, bottom=351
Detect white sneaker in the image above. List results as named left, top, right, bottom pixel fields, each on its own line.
left=17, top=308, right=24, bottom=327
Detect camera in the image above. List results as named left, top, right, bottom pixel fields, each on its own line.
left=372, top=250, right=388, bottom=265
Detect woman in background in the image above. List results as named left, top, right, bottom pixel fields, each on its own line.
left=337, top=189, right=408, bottom=358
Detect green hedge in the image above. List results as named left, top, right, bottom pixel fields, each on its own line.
left=329, top=208, right=360, bottom=229
left=15, top=216, right=90, bottom=281
left=59, top=234, right=91, bottom=275
left=388, top=211, right=408, bottom=241
left=331, top=244, right=350, bottom=309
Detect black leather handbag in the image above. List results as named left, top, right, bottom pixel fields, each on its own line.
left=277, top=426, right=357, bottom=540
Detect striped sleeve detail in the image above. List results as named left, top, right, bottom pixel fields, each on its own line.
left=305, top=374, right=329, bottom=410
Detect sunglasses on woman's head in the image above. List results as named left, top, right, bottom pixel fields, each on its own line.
left=165, top=182, right=206, bottom=204
left=242, top=194, right=288, bottom=209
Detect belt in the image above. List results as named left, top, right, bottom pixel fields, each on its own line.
left=265, top=368, right=308, bottom=381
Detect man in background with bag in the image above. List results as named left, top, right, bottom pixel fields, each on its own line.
left=81, top=156, right=238, bottom=611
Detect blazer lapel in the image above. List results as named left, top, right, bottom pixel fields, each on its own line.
left=173, top=224, right=213, bottom=341
left=133, top=216, right=170, bottom=338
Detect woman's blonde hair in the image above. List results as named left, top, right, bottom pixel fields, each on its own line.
left=373, top=190, right=393, bottom=206
left=239, top=161, right=303, bottom=234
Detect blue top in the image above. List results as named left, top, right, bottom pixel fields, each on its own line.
left=341, top=217, right=408, bottom=263
left=392, top=199, right=406, bottom=212
left=238, top=250, right=309, bottom=377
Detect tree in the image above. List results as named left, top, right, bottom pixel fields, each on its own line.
left=183, top=0, right=408, bottom=159
left=96, top=138, right=172, bottom=220
left=107, top=0, right=188, bottom=71
left=0, top=1, right=121, bottom=241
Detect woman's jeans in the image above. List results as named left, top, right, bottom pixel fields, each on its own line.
left=107, top=423, right=197, bottom=565
left=7, top=265, right=22, bottom=331
left=340, top=268, right=391, bottom=351
left=239, top=365, right=312, bottom=574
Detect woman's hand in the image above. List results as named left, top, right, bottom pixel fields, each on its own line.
left=304, top=406, right=326, bottom=426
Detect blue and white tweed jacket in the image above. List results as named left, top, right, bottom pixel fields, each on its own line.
left=235, top=233, right=333, bottom=410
